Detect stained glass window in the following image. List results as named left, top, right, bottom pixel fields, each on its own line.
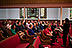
left=40, top=8, right=47, bottom=18
left=27, top=8, right=39, bottom=19
left=70, top=8, right=72, bottom=19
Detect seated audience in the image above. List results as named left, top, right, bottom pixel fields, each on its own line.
left=6, top=20, right=12, bottom=30
left=26, top=21, right=31, bottom=29
left=36, top=22, right=41, bottom=32
left=14, top=19, right=18, bottom=26
left=32, top=23, right=38, bottom=33
left=39, top=21, right=43, bottom=30
left=55, top=21, right=59, bottom=28
left=1, top=21, right=9, bottom=38
left=16, top=21, right=24, bottom=32
left=21, top=21, right=25, bottom=29
left=43, top=25, right=52, bottom=36
left=28, top=24, right=37, bottom=36
left=11, top=25, right=16, bottom=35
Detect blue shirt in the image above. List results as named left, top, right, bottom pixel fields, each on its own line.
left=28, top=29, right=35, bottom=35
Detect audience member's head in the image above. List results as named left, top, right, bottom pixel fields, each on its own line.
left=17, top=21, right=21, bottom=26
left=8, top=20, right=11, bottom=24
left=55, top=21, right=57, bottom=24
left=11, top=25, right=16, bottom=29
left=38, top=19, right=40, bottom=22
left=48, top=24, right=51, bottom=27
left=29, top=24, right=33, bottom=29
left=46, top=21, right=49, bottom=24
left=33, top=23, right=36, bottom=27
left=53, top=23, right=56, bottom=26
left=31, top=20, right=34, bottom=23
left=15, top=19, right=18, bottom=23
left=40, top=21, right=42, bottom=24
left=44, top=25, right=48, bottom=29
left=28, top=21, right=30, bottom=24
left=36, top=22, right=39, bottom=26
left=63, top=20, right=65, bottom=24
left=2, top=21, right=6, bottom=26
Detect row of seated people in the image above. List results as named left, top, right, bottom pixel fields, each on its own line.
left=0, top=19, right=72, bottom=48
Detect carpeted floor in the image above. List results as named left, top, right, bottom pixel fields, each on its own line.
left=51, top=34, right=71, bottom=48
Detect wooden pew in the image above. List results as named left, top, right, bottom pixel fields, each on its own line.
left=0, top=34, right=29, bottom=48
left=30, top=36, right=51, bottom=48
left=41, top=30, right=51, bottom=40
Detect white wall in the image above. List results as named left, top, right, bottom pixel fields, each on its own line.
left=48, top=8, right=58, bottom=20
left=8, top=8, right=20, bottom=19
left=58, top=8, right=69, bottom=20
left=0, top=9, right=8, bottom=19
left=0, top=8, right=20, bottom=19
left=0, top=8, right=70, bottom=20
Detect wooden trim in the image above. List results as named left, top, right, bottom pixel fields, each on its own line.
left=24, top=7, right=25, bottom=21
left=0, top=3, right=72, bottom=8
left=60, top=6, right=62, bottom=25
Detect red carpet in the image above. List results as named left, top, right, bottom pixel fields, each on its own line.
left=52, top=34, right=71, bottom=48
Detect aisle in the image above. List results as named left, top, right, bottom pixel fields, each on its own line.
left=51, top=34, right=71, bottom=48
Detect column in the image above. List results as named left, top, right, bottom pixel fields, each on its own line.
left=24, top=7, right=25, bottom=21
left=60, top=6, right=62, bottom=25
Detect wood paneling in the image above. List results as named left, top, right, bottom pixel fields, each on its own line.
left=0, top=0, right=72, bottom=5
left=0, top=0, right=72, bottom=8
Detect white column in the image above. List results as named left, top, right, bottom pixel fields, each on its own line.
left=25, top=8, right=27, bottom=19
left=60, top=7, right=62, bottom=25
left=47, top=8, right=48, bottom=19
left=39, top=8, right=40, bottom=19
left=68, top=8, right=70, bottom=20
left=24, top=7, right=25, bottom=21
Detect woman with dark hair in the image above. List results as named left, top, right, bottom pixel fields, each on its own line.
left=61, top=18, right=70, bottom=47
left=11, top=25, right=16, bottom=35
left=1, top=21, right=9, bottom=38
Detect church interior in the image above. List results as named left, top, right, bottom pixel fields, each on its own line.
left=0, top=0, right=72, bottom=48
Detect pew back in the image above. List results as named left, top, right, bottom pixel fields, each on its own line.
left=0, top=34, right=20, bottom=48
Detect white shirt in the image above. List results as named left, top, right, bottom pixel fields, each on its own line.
left=7, top=24, right=12, bottom=30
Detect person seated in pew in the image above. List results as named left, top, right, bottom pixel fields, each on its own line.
left=28, top=24, right=37, bottom=37
left=36, top=22, right=41, bottom=33
left=11, top=25, right=16, bottom=35
left=6, top=20, right=12, bottom=30
left=46, top=21, right=49, bottom=25
left=13, top=19, right=18, bottom=26
left=24, top=20, right=28, bottom=30
left=31, top=20, right=34, bottom=25
left=43, top=25, right=56, bottom=43
left=39, top=21, right=43, bottom=30
left=1, top=21, right=10, bottom=38
left=32, top=23, right=38, bottom=33
left=16, top=21, right=24, bottom=32
left=43, top=25, right=52, bottom=36
left=47, top=24, right=53, bottom=34
left=55, top=21, right=62, bottom=38
left=51, top=23, right=59, bottom=43
left=55, top=21, right=59, bottom=28
left=26, top=21, right=32, bottom=29
left=21, top=21, right=25, bottom=29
